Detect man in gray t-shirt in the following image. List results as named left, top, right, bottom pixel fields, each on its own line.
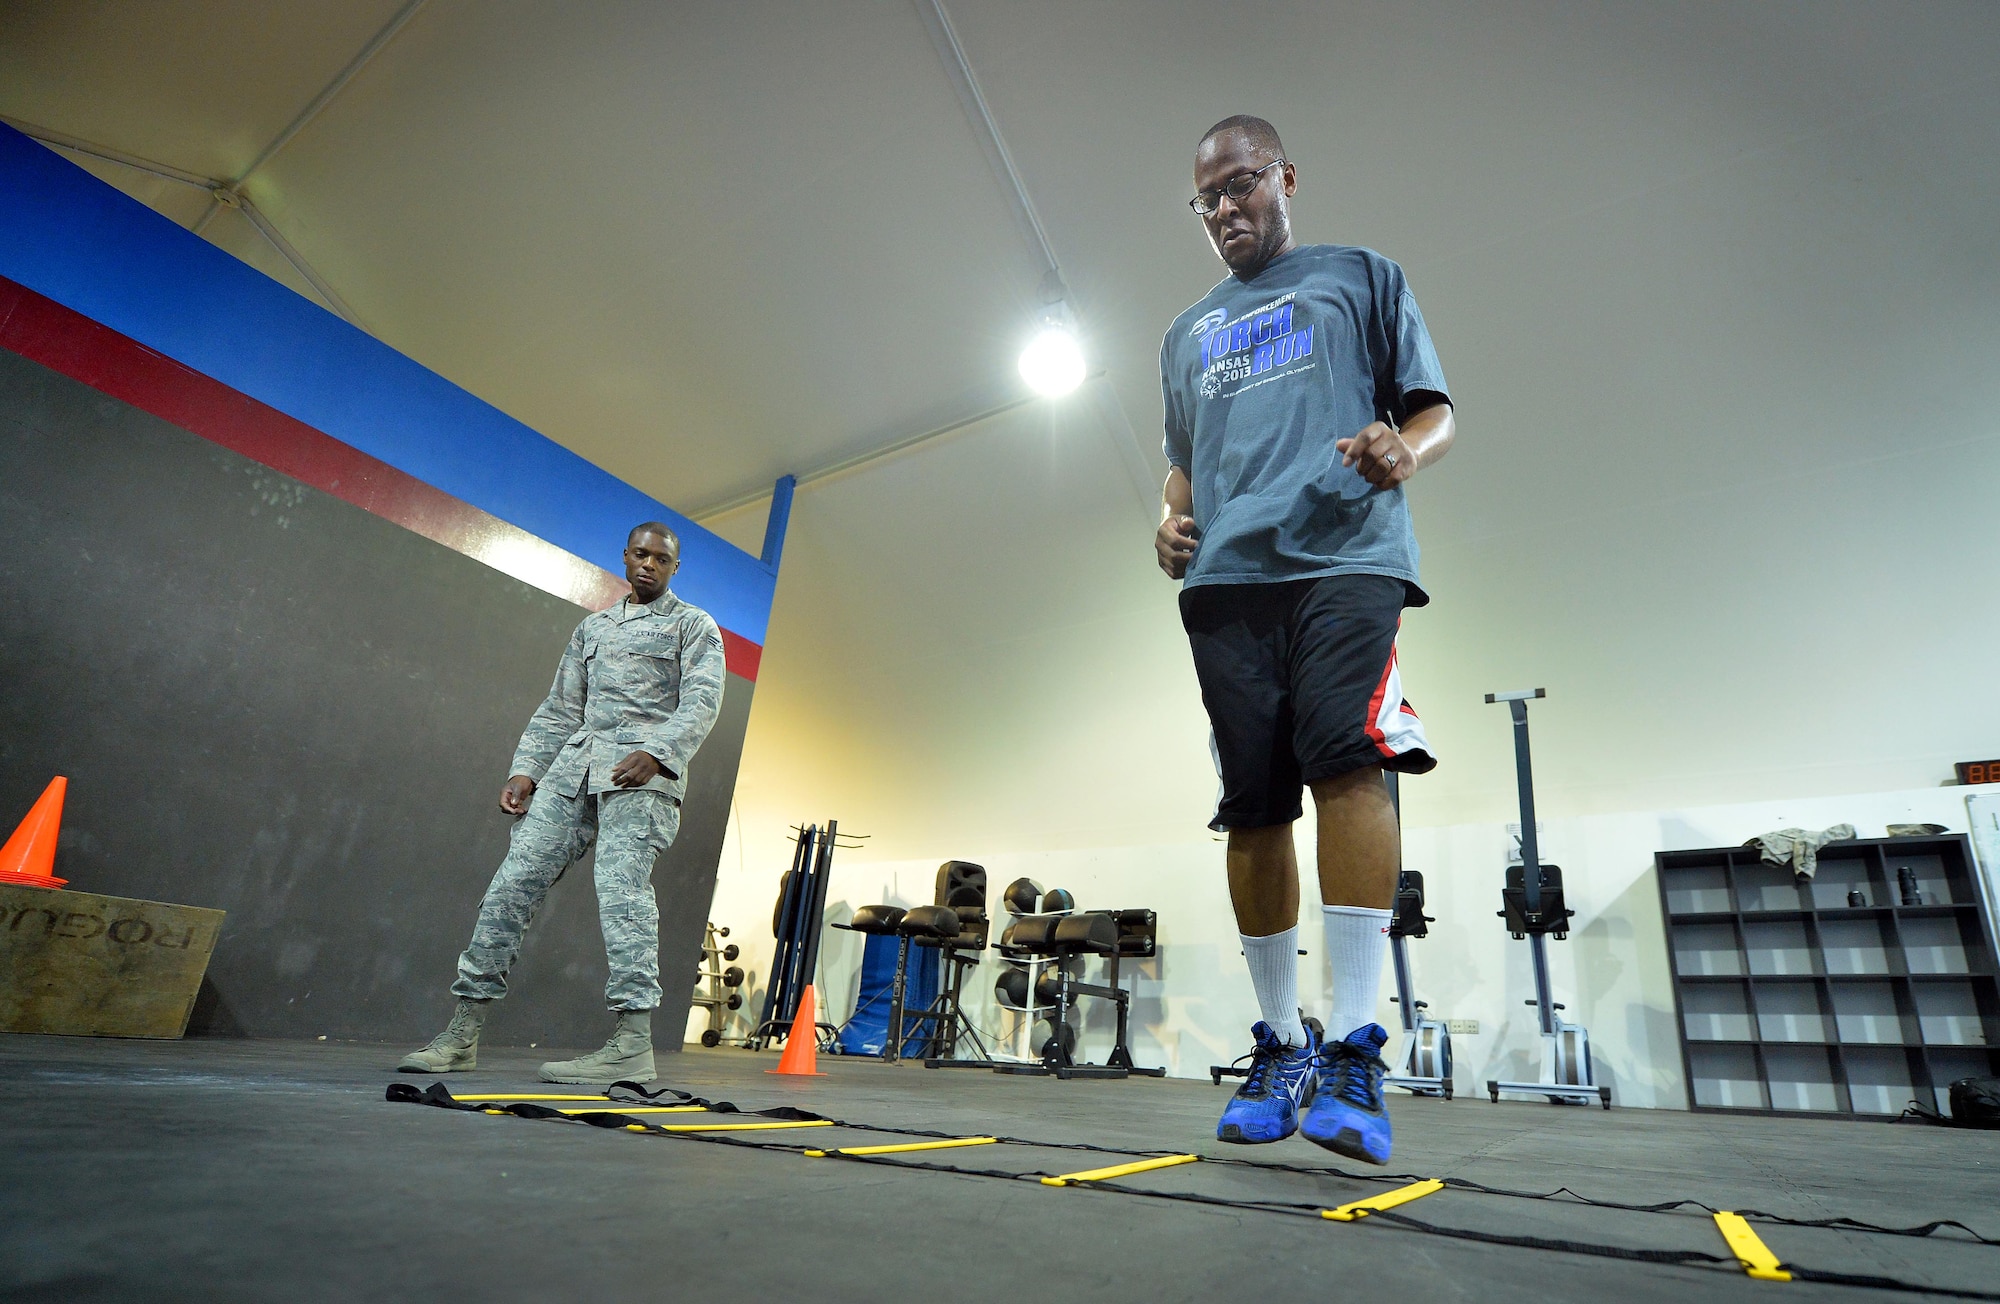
left=1156, top=115, right=1456, bottom=1166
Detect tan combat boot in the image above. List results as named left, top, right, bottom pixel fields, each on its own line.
left=538, top=1010, right=655, bottom=1084
left=397, top=998, right=488, bottom=1073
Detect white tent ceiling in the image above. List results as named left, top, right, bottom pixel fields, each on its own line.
left=5, top=1, right=1997, bottom=861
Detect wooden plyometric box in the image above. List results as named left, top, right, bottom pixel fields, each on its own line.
left=0, top=883, right=225, bottom=1039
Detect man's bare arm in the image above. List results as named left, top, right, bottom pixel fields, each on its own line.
left=1155, top=464, right=1198, bottom=579
left=1336, top=391, right=1455, bottom=489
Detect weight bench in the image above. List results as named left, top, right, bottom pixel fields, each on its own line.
left=840, top=902, right=991, bottom=1064
left=991, top=908, right=1163, bottom=1080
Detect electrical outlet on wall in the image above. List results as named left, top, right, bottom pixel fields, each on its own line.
left=1446, top=1019, right=1480, bottom=1035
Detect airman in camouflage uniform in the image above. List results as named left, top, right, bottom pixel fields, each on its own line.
left=399, top=523, right=727, bottom=1083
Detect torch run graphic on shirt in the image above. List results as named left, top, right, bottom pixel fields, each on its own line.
left=1196, top=293, right=1315, bottom=398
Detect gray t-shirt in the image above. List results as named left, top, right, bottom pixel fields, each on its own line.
left=1161, top=244, right=1449, bottom=601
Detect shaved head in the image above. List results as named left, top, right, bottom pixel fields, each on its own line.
left=628, top=520, right=680, bottom=556
left=1193, top=117, right=1298, bottom=279
left=1199, top=114, right=1286, bottom=163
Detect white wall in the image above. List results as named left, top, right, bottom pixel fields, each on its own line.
left=698, top=3, right=2000, bottom=880
left=693, top=784, right=1996, bottom=1109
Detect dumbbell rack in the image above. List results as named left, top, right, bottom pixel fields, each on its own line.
left=689, top=921, right=745, bottom=1048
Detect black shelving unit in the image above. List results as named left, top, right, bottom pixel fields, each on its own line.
left=1656, top=835, right=1999, bottom=1118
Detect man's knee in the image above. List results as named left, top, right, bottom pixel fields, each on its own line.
left=1227, top=820, right=1295, bottom=845
left=1308, top=765, right=1388, bottom=808
left=1226, top=821, right=1297, bottom=871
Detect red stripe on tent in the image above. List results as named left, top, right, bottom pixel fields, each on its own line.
left=0, top=274, right=762, bottom=681
left=721, top=630, right=761, bottom=681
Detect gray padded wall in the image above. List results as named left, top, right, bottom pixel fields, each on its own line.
left=0, top=346, right=749, bottom=1051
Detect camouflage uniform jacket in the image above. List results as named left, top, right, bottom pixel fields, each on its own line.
left=509, top=589, right=728, bottom=802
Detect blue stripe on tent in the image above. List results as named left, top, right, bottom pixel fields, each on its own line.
left=0, top=123, right=774, bottom=643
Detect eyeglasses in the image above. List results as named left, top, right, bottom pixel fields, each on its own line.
left=1189, top=159, right=1286, bottom=215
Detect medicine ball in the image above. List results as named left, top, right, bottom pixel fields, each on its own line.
left=994, top=967, right=1030, bottom=1010
left=1040, top=887, right=1075, bottom=914
left=1036, top=1019, right=1077, bottom=1061
left=1002, top=877, right=1042, bottom=915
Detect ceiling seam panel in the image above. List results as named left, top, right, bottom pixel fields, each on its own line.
left=0, top=116, right=357, bottom=325
left=233, top=196, right=365, bottom=328
left=191, top=0, right=431, bottom=236
left=690, top=386, right=1065, bottom=522
left=0, top=116, right=216, bottom=190
left=918, top=0, right=1064, bottom=290
left=919, top=0, right=1159, bottom=520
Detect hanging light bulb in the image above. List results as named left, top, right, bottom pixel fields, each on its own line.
left=1018, top=323, right=1085, bottom=397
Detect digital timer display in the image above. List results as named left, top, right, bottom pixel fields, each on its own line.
left=1957, top=759, right=2000, bottom=785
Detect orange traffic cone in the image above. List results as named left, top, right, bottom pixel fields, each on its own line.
left=765, top=983, right=826, bottom=1076
left=0, top=776, right=69, bottom=890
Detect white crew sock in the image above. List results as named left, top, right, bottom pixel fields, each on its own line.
left=1323, top=905, right=1394, bottom=1042
left=1239, top=926, right=1309, bottom=1048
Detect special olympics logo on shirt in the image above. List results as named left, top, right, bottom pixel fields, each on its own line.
left=1189, top=308, right=1227, bottom=339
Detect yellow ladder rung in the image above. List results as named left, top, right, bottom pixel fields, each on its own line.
left=656, top=1119, right=833, bottom=1133
left=556, top=1105, right=710, bottom=1115
left=1042, top=1154, right=1200, bottom=1187
left=1714, top=1212, right=1792, bottom=1282
left=1322, top=1178, right=1445, bottom=1222
left=806, top=1137, right=998, bottom=1158
left=449, top=1094, right=613, bottom=1102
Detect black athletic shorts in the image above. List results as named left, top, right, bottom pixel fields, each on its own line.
left=1180, top=573, right=1437, bottom=831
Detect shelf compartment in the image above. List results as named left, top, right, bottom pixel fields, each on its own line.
left=1743, top=920, right=1814, bottom=976
left=1762, top=1045, right=1842, bottom=1112
left=1843, top=1046, right=1918, bottom=1115
left=1805, top=855, right=1878, bottom=910
left=1900, top=915, right=1973, bottom=975
left=1689, top=1043, right=1767, bottom=1110
left=1672, top=923, right=1743, bottom=977
left=1830, top=981, right=1906, bottom=1045
left=1681, top=979, right=1754, bottom=1042
left=1913, top=980, right=1988, bottom=1047
left=1733, top=860, right=1806, bottom=913
left=1663, top=863, right=1732, bottom=916
left=1817, top=916, right=1893, bottom=975
left=1880, top=851, right=1972, bottom=907
left=1754, top=979, right=1829, bottom=1043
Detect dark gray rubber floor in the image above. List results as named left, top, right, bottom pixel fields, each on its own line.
left=2, top=1034, right=1995, bottom=1302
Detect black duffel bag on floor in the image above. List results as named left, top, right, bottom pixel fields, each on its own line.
left=1900, top=1076, right=2000, bottom=1129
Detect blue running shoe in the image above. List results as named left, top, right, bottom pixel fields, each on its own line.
left=1300, top=1023, right=1393, bottom=1164
left=1215, top=1020, right=1320, bottom=1145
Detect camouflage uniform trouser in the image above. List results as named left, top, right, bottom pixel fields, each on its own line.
left=451, top=784, right=680, bottom=1011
